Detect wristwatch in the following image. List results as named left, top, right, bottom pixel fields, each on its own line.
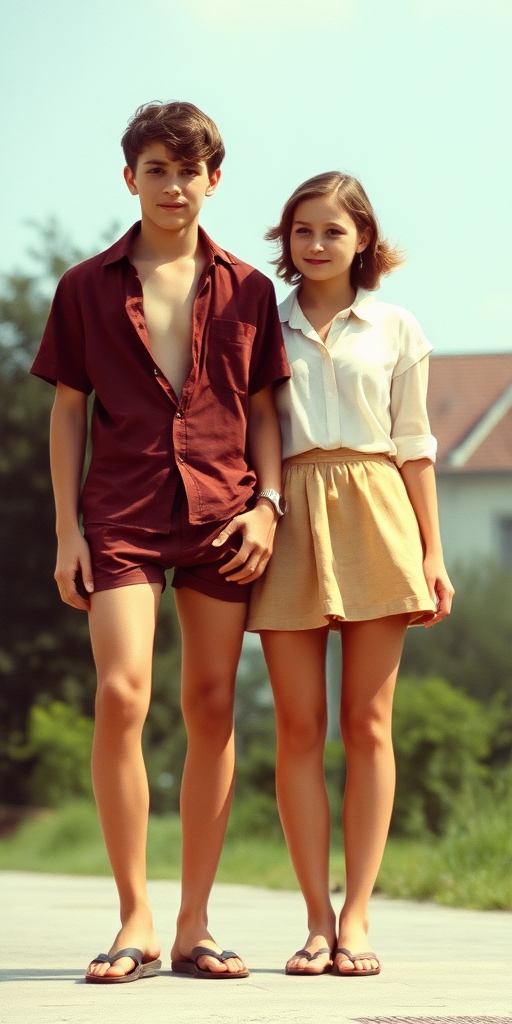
left=257, top=489, right=287, bottom=517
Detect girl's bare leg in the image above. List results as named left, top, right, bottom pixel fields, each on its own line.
left=86, top=582, right=162, bottom=979
left=261, top=627, right=336, bottom=973
left=171, top=587, right=248, bottom=976
left=336, top=614, right=409, bottom=974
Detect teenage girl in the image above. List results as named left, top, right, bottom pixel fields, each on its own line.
left=248, top=172, right=454, bottom=977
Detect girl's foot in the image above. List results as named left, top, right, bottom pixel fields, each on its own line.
left=335, top=921, right=380, bottom=975
left=285, top=929, right=336, bottom=975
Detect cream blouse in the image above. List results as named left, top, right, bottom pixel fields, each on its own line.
left=276, top=287, right=437, bottom=467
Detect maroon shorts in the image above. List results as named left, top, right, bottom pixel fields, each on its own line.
left=82, top=488, right=249, bottom=604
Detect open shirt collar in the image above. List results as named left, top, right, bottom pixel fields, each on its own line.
left=101, top=223, right=237, bottom=267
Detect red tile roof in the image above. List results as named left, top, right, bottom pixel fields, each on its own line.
left=428, top=353, right=512, bottom=473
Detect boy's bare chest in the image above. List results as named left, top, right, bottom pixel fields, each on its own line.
left=138, top=262, right=200, bottom=397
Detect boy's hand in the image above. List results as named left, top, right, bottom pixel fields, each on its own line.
left=54, top=531, right=95, bottom=611
left=213, top=503, right=278, bottom=583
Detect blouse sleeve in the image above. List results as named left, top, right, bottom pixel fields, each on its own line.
left=390, top=354, right=437, bottom=466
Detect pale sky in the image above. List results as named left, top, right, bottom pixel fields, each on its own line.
left=1, top=0, right=511, bottom=353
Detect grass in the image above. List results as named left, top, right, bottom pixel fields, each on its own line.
left=1, top=798, right=511, bottom=911
left=379, top=799, right=512, bottom=910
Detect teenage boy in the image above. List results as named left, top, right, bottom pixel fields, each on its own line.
left=31, top=101, right=289, bottom=983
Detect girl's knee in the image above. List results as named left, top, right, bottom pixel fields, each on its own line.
left=277, top=710, right=326, bottom=756
left=341, top=708, right=391, bottom=754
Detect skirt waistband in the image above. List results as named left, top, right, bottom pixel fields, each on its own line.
left=284, top=447, right=394, bottom=468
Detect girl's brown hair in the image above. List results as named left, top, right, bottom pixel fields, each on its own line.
left=266, top=172, right=404, bottom=290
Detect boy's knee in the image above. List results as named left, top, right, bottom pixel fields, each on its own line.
left=96, top=674, right=148, bottom=726
left=182, top=676, right=234, bottom=730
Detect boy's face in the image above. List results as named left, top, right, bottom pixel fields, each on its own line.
left=124, top=143, right=220, bottom=233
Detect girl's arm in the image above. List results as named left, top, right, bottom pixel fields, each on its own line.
left=50, top=381, right=94, bottom=610
left=390, top=354, right=454, bottom=625
left=399, top=458, right=454, bottom=626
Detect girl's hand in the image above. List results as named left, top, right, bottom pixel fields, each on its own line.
left=422, top=553, right=454, bottom=627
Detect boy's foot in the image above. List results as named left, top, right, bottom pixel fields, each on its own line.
left=171, top=929, right=247, bottom=977
left=86, top=913, right=160, bottom=981
left=334, top=922, right=380, bottom=976
left=285, top=930, right=336, bottom=975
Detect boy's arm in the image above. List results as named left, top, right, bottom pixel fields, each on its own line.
left=213, top=385, right=283, bottom=583
left=399, top=458, right=454, bottom=626
left=50, top=382, right=94, bottom=610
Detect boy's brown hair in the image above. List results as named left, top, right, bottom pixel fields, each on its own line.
left=266, top=171, right=404, bottom=291
left=122, top=101, right=225, bottom=175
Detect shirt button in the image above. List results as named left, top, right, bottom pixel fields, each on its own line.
left=175, top=410, right=183, bottom=419
left=178, top=455, right=184, bottom=463
left=153, top=368, right=159, bottom=375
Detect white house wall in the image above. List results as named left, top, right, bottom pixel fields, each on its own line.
left=436, top=474, right=512, bottom=568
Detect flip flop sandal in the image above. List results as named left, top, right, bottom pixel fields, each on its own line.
left=332, top=946, right=381, bottom=977
left=171, top=945, right=249, bottom=979
left=285, top=946, right=333, bottom=975
left=85, top=946, right=162, bottom=984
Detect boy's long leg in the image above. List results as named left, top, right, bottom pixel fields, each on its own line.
left=86, top=582, right=162, bottom=980
left=172, top=586, right=248, bottom=976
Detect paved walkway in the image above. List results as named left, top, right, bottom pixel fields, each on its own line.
left=1, top=871, right=511, bottom=1024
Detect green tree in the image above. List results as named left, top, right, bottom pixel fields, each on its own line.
left=0, top=223, right=163, bottom=807
left=401, top=561, right=512, bottom=706
left=0, top=223, right=98, bottom=802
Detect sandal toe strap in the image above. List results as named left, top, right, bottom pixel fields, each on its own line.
left=108, top=947, right=143, bottom=966
left=294, top=947, right=331, bottom=961
left=336, top=947, right=378, bottom=962
left=190, top=945, right=240, bottom=965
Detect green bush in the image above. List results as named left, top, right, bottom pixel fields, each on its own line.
left=225, top=676, right=499, bottom=843
left=401, top=561, right=512, bottom=703
left=9, top=701, right=94, bottom=807
left=485, top=692, right=512, bottom=769
left=228, top=792, right=283, bottom=839
left=236, top=742, right=277, bottom=799
left=392, top=675, right=491, bottom=836
left=379, top=766, right=512, bottom=909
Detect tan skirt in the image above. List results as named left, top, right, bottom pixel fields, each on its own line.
left=247, top=448, right=436, bottom=631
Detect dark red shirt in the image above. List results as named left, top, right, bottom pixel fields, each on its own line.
left=31, top=223, right=290, bottom=530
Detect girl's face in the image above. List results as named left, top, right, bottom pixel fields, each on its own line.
left=290, top=193, right=370, bottom=283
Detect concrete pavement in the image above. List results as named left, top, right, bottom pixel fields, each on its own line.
left=1, top=871, right=511, bottom=1024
